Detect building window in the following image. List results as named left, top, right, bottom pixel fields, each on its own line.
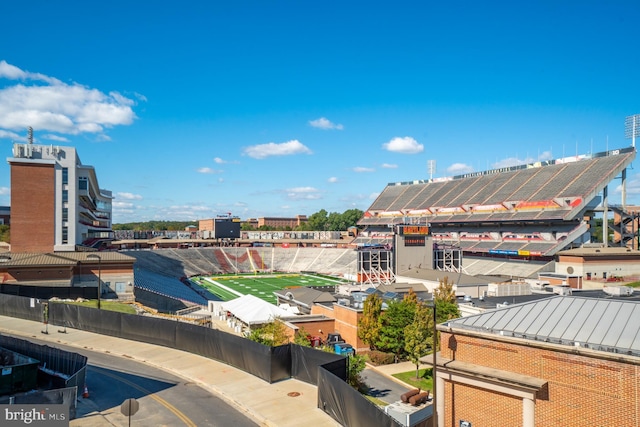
left=79, top=177, right=88, bottom=190
left=62, top=167, right=68, bottom=185
left=62, top=190, right=68, bottom=203
left=62, top=227, right=68, bottom=244
left=62, top=207, right=68, bottom=221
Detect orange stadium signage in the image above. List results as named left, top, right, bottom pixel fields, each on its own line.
left=398, top=225, right=430, bottom=235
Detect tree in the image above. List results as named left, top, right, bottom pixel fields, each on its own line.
left=346, top=353, right=366, bottom=388
left=358, top=293, right=382, bottom=349
left=341, top=209, right=364, bottom=229
left=0, top=225, right=9, bottom=243
left=429, top=277, right=462, bottom=357
left=326, top=211, right=343, bottom=231
left=433, top=276, right=456, bottom=303
left=246, top=319, right=289, bottom=346
left=307, top=209, right=328, bottom=230
left=375, top=291, right=418, bottom=358
left=404, top=301, right=434, bottom=380
left=293, top=326, right=312, bottom=347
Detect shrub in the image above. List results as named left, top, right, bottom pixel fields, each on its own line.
left=366, top=350, right=395, bottom=365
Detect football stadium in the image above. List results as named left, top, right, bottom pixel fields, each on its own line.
left=192, top=273, right=345, bottom=304
left=4, top=136, right=640, bottom=427
left=121, top=145, right=638, bottom=298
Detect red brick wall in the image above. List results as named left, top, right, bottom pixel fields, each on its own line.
left=284, top=319, right=336, bottom=343
left=311, top=303, right=368, bottom=351
left=444, top=384, right=521, bottom=427
left=440, top=331, right=640, bottom=426
left=11, top=163, right=55, bottom=252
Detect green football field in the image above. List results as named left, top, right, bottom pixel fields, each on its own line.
left=192, top=273, right=345, bottom=304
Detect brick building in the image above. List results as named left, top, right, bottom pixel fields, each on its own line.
left=8, top=143, right=113, bottom=252
left=434, top=295, right=640, bottom=427
left=3, top=142, right=133, bottom=300
left=257, top=215, right=308, bottom=229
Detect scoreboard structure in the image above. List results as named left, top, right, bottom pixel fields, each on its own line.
left=214, top=217, right=241, bottom=239
left=393, top=224, right=434, bottom=278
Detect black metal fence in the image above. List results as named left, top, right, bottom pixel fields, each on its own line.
left=0, top=284, right=97, bottom=300
left=0, top=334, right=86, bottom=420
left=0, top=293, right=402, bottom=426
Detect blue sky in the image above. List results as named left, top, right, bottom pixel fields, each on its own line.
left=1, top=1, right=640, bottom=223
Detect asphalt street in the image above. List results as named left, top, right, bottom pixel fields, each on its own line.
left=5, top=334, right=258, bottom=427
left=360, top=367, right=413, bottom=404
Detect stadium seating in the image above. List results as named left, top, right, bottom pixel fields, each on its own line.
left=134, top=268, right=212, bottom=305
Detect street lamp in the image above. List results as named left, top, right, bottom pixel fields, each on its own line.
left=87, top=254, right=101, bottom=309
left=426, top=301, right=438, bottom=427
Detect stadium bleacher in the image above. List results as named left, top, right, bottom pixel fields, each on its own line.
left=358, top=148, right=636, bottom=257
left=134, top=268, right=212, bottom=305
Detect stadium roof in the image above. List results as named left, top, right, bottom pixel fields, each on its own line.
left=557, top=247, right=640, bottom=258
left=443, top=295, right=640, bottom=357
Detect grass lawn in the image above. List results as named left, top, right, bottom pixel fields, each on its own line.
left=195, top=273, right=341, bottom=304
left=364, top=395, right=388, bottom=406
left=53, top=300, right=137, bottom=314
left=392, top=368, right=433, bottom=392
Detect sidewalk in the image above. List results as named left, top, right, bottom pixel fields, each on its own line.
left=366, top=360, right=429, bottom=390
left=0, top=315, right=341, bottom=427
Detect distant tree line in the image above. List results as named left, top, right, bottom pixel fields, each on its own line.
left=111, top=209, right=364, bottom=232
left=241, top=209, right=363, bottom=232
left=113, top=220, right=194, bottom=231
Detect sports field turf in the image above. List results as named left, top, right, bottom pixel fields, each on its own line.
left=192, top=273, right=345, bottom=304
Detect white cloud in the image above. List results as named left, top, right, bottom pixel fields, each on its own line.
left=353, top=166, right=375, bottom=173
left=243, top=139, right=312, bottom=159
left=538, top=150, right=553, bottom=161
left=383, top=136, right=424, bottom=154
left=214, top=157, right=226, bottom=164
left=492, top=151, right=554, bottom=169
left=285, top=186, right=323, bottom=200
left=42, top=133, right=69, bottom=142
left=492, top=157, right=522, bottom=168
left=447, top=163, right=474, bottom=174
left=0, top=61, right=141, bottom=139
left=0, top=129, right=20, bottom=140
left=116, top=192, right=143, bottom=200
left=328, top=176, right=338, bottom=183
left=113, top=201, right=135, bottom=209
left=381, top=163, right=397, bottom=169
left=197, top=167, right=222, bottom=174
left=309, top=117, right=344, bottom=130
left=618, top=173, right=640, bottom=196
left=0, top=187, right=10, bottom=195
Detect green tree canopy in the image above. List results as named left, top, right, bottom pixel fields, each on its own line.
left=246, top=319, right=289, bottom=346
left=404, top=301, right=434, bottom=379
left=375, top=291, right=418, bottom=358
left=357, top=293, right=383, bottom=349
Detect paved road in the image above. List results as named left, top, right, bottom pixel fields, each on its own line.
left=8, top=334, right=258, bottom=427
left=360, top=368, right=413, bottom=404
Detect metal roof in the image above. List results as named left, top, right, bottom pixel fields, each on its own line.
left=446, top=295, right=640, bottom=357
left=0, top=252, right=136, bottom=266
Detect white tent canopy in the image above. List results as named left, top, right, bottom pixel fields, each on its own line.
left=221, top=294, right=292, bottom=325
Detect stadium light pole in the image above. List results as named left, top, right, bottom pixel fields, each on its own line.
left=87, top=254, right=102, bottom=309
left=625, top=114, right=640, bottom=148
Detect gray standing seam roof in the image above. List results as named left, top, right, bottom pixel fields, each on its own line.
left=447, top=296, right=640, bottom=357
